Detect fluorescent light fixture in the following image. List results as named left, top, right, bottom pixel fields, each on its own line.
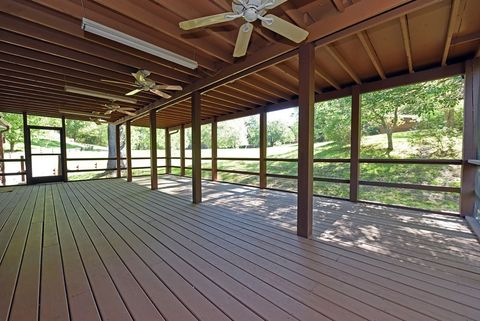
left=64, top=85, right=137, bottom=104
left=59, top=109, right=110, bottom=119
left=81, top=18, right=198, bottom=70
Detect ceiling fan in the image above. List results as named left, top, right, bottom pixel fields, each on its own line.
left=89, top=117, right=108, bottom=125
left=179, top=0, right=309, bottom=57
left=101, top=69, right=182, bottom=99
left=101, top=102, right=137, bottom=116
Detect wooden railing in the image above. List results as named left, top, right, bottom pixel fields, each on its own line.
left=66, top=156, right=167, bottom=178
left=0, top=156, right=26, bottom=186
left=167, top=156, right=462, bottom=213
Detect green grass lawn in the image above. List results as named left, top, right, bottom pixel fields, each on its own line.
left=200, top=130, right=462, bottom=213
left=59, top=130, right=462, bottom=213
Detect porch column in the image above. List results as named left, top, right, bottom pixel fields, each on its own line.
left=461, top=58, right=479, bottom=216
left=126, top=120, right=132, bottom=182
left=297, top=43, right=315, bottom=238
left=61, top=116, right=68, bottom=181
left=180, top=124, right=185, bottom=176
left=150, top=110, right=158, bottom=190
left=192, top=91, right=202, bottom=204
left=115, top=124, right=121, bottom=178
left=211, top=118, right=218, bottom=181
left=350, top=86, right=361, bottom=202
left=259, top=111, right=267, bottom=189
left=165, top=128, right=171, bottom=174
left=23, top=112, right=32, bottom=185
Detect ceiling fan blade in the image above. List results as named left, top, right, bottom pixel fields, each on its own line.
left=101, top=79, right=135, bottom=86
left=119, top=107, right=137, bottom=111
left=153, top=85, right=183, bottom=91
left=233, top=22, right=253, bottom=58
left=179, top=12, right=238, bottom=30
left=59, top=109, right=110, bottom=119
left=104, top=109, right=114, bottom=115
left=262, top=0, right=288, bottom=10
left=125, top=88, right=143, bottom=96
left=261, top=14, right=309, bottom=43
left=150, top=89, right=172, bottom=99
left=118, top=109, right=137, bottom=116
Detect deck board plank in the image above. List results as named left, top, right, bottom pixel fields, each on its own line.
left=0, top=178, right=479, bottom=321
left=0, top=185, right=38, bottom=321
left=103, top=178, right=480, bottom=321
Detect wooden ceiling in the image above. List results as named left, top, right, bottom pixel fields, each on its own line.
left=0, top=0, right=479, bottom=128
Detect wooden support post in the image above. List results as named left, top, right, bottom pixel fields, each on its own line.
left=23, top=112, right=31, bottom=185
left=180, top=124, right=185, bottom=176
left=0, top=132, right=5, bottom=186
left=192, top=91, right=202, bottom=204
left=150, top=110, right=158, bottom=190
left=126, top=120, right=132, bottom=182
left=61, top=116, right=68, bottom=182
left=350, top=86, right=361, bottom=202
left=20, top=156, right=25, bottom=182
left=165, top=128, right=171, bottom=174
left=115, top=124, right=121, bottom=178
left=259, top=111, right=267, bottom=189
left=211, top=118, right=218, bottom=181
left=297, top=43, right=315, bottom=238
left=461, top=59, right=479, bottom=216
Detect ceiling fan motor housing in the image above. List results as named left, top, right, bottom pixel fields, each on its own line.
left=233, top=0, right=267, bottom=22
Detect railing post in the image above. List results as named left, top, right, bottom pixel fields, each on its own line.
left=115, top=124, right=121, bottom=178
left=165, top=128, right=171, bottom=174
left=461, top=58, right=479, bottom=216
left=259, top=110, right=267, bottom=189
left=180, top=124, right=185, bottom=176
left=297, top=43, right=315, bottom=238
left=350, top=86, right=361, bottom=202
left=211, top=118, right=218, bottom=181
left=20, top=156, right=25, bottom=182
left=150, top=110, right=158, bottom=190
left=192, top=91, right=202, bottom=204
left=126, top=120, right=132, bottom=182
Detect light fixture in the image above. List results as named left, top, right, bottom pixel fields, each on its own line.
left=64, top=85, right=137, bottom=104
left=59, top=109, right=110, bottom=119
left=81, top=18, right=198, bottom=70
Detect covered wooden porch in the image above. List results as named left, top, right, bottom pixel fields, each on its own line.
left=0, top=178, right=479, bottom=321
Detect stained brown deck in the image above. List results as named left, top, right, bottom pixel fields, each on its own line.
left=0, top=178, right=479, bottom=321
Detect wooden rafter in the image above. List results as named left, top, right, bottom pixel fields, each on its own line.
left=357, top=31, right=386, bottom=79
left=400, top=15, right=414, bottom=73
left=325, top=45, right=361, bottom=84
left=441, top=0, right=462, bottom=66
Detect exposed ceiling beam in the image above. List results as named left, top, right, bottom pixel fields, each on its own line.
left=325, top=45, right=361, bottom=84
left=400, top=16, right=414, bottom=73
left=451, top=32, right=480, bottom=46
left=357, top=31, right=386, bottom=79
left=114, top=0, right=441, bottom=125
left=331, top=0, right=345, bottom=12
left=441, top=0, right=461, bottom=66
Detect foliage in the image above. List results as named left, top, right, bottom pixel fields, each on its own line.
left=361, top=76, right=464, bottom=153
left=0, top=112, right=23, bottom=152
left=244, top=116, right=260, bottom=147
left=314, top=97, right=351, bottom=145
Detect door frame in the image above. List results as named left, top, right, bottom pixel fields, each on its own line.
left=25, top=125, right=66, bottom=184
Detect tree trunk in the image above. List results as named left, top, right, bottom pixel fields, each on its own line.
left=9, top=141, right=15, bottom=153
left=386, top=130, right=394, bottom=151
left=445, top=109, right=454, bottom=128
left=107, top=124, right=116, bottom=169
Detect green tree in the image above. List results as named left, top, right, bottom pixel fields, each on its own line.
left=244, top=116, right=259, bottom=147
left=0, top=112, right=23, bottom=152
left=314, top=97, right=351, bottom=144
left=267, top=120, right=288, bottom=147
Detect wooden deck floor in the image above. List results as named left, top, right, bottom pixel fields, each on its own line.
left=0, top=178, right=479, bottom=321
